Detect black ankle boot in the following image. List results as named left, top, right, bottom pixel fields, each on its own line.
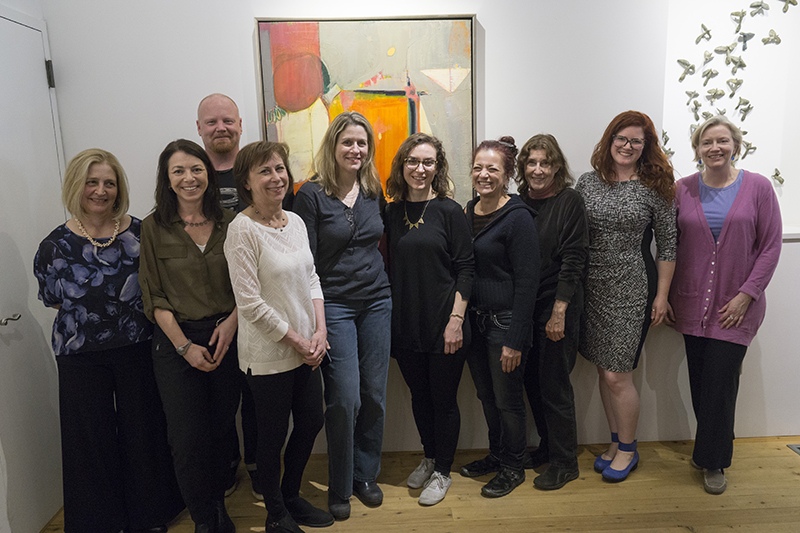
left=213, top=500, right=235, bottom=533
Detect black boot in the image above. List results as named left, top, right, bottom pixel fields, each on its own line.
left=213, top=500, right=235, bottom=533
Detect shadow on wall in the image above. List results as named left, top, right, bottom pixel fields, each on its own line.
left=0, top=233, right=62, bottom=533
left=642, top=325, right=693, bottom=441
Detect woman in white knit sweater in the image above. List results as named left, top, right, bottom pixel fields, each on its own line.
left=224, top=141, right=333, bottom=533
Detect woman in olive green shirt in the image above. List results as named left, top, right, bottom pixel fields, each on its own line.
left=139, top=139, right=239, bottom=533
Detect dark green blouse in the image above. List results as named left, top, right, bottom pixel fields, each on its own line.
left=139, top=209, right=236, bottom=323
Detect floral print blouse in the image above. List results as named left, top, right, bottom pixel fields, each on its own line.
left=34, top=217, right=153, bottom=356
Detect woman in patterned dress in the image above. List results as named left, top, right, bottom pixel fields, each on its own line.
left=34, top=149, right=183, bottom=533
left=575, top=111, right=676, bottom=482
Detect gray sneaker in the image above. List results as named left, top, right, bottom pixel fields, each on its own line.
left=419, top=471, right=451, bottom=505
left=407, top=457, right=435, bottom=489
left=703, top=468, right=727, bottom=494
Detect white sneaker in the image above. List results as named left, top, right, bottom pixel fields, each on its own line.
left=407, top=457, right=435, bottom=488
left=419, top=471, right=451, bottom=505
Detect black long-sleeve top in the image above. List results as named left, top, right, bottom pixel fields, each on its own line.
left=522, top=187, right=589, bottom=307
left=466, top=194, right=540, bottom=352
left=385, top=197, right=474, bottom=353
left=294, top=180, right=390, bottom=302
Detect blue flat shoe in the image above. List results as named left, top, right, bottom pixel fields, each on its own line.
left=593, top=454, right=613, bottom=473
left=593, top=432, right=619, bottom=473
left=602, top=441, right=639, bottom=483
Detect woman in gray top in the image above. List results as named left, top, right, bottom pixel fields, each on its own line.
left=294, top=112, right=391, bottom=520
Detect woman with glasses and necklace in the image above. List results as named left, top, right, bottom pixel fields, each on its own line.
left=384, top=133, right=474, bottom=506
left=294, top=112, right=392, bottom=520
left=575, top=111, right=676, bottom=483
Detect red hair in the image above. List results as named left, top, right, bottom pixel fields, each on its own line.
left=590, top=110, right=675, bottom=202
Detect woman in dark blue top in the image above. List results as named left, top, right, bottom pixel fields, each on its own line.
left=460, top=137, right=540, bottom=499
left=294, top=112, right=391, bottom=520
left=34, top=149, right=183, bottom=533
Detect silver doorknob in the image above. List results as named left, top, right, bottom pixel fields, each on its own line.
left=0, top=313, right=22, bottom=326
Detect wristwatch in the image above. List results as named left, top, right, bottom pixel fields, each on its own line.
left=176, top=340, right=192, bottom=356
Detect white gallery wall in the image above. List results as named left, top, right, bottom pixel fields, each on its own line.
left=34, top=0, right=800, bottom=453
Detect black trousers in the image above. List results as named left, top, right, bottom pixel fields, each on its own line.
left=241, top=375, right=259, bottom=465
left=57, top=341, right=183, bottom=533
left=684, top=334, right=748, bottom=470
left=523, top=297, right=580, bottom=469
left=395, top=348, right=467, bottom=474
left=152, top=318, right=240, bottom=525
left=247, top=364, right=324, bottom=520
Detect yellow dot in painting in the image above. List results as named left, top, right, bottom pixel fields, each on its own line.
left=387, top=47, right=396, bottom=56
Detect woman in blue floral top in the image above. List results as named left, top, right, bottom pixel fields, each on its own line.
left=34, top=149, right=183, bottom=533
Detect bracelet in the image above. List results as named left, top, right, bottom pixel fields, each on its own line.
left=450, top=313, right=464, bottom=321
left=176, top=340, right=192, bottom=356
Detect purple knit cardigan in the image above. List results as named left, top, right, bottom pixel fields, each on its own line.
left=669, top=171, right=782, bottom=346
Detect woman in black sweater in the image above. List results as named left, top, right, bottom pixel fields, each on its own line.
left=516, top=134, right=589, bottom=490
left=461, top=136, right=539, bottom=498
left=385, top=133, right=474, bottom=506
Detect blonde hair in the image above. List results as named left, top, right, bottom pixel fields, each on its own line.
left=311, top=112, right=382, bottom=198
left=691, top=115, right=743, bottom=162
left=62, top=149, right=129, bottom=220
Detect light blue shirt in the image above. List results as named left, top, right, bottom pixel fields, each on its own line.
left=699, top=169, right=743, bottom=241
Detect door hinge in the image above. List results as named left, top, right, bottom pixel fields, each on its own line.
left=45, top=59, right=55, bottom=88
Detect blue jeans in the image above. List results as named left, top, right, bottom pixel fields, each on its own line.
left=467, top=310, right=528, bottom=471
left=322, top=297, right=392, bottom=499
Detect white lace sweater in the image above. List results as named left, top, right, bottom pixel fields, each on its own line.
left=224, top=212, right=323, bottom=375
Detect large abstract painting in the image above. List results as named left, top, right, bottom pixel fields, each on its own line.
left=257, top=16, right=475, bottom=205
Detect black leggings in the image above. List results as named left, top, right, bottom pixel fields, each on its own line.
left=247, top=364, right=324, bottom=519
left=395, top=349, right=467, bottom=474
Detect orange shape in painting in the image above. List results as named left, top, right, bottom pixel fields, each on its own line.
left=273, top=54, right=324, bottom=112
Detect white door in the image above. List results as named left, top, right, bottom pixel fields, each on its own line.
left=0, top=7, right=66, bottom=533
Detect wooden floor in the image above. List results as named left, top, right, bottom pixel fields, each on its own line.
left=43, top=436, right=800, bottom=533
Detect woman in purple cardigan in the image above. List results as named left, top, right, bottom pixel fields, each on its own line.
left=667, top=115, right=782, bottom=495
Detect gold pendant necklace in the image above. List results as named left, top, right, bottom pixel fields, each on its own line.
left=76, top=218, right=120, bottom=248
left=403, top=197, right=433, bottom=230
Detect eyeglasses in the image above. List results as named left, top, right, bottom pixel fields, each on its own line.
left=612, top=135, right=645, bottom=149
left=404, top=158, right=437, bottom=170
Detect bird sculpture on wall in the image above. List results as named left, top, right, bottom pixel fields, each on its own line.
left=738, top=32, right=755, bottom=51
left=702, top=68, right=719, bottom=86
left=727, top=78, right=744, bottom=97
left=762, top=30, right=781, bottom=45
left=678, top=59, right=696, bottom=82
left=750, top=1, right=770, bottom=16
left=696, top=24, right=713, bottom=44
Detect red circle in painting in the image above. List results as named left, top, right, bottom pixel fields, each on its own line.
left=273, top=54, right=324, bottom=112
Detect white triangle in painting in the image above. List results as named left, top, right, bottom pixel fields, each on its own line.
left=421, top=68, right=471, bottom=93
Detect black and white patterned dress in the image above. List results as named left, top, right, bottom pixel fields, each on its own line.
left=575, top=171, right=676, bottom=372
